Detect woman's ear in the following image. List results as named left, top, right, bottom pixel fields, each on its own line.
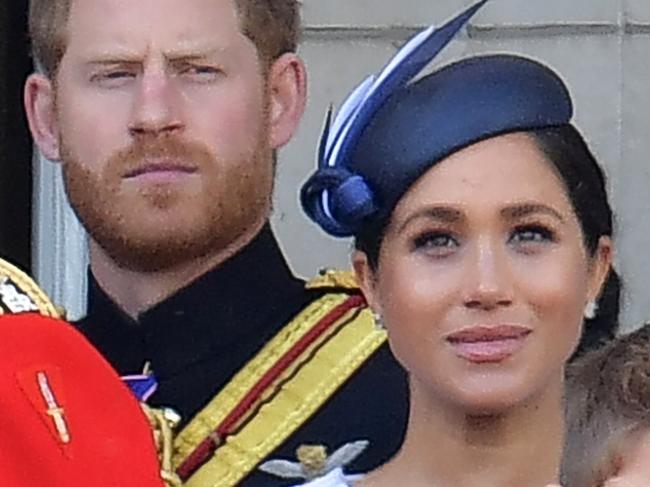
left=587, top=236, right=613, bottom=303
left=352, top=250, right=381, bottom=314
left=265, top=52, right=307, bottom=150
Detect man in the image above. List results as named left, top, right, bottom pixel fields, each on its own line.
left=24, top=1, right=408, bottom=485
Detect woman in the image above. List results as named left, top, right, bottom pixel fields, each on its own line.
left=294, top=1, right=620, bottom=486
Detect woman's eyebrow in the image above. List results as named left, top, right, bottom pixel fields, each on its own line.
left=501, top=203, right=565, bottom=223
left=398, top=206, right=463, bottom=233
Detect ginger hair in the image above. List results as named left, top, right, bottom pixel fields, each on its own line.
left=28, top=0, right=301, bottom=78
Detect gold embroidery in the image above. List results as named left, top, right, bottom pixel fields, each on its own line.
left=142, top=404, right=183, bottom=487
left=0, top=258, right=60, bottom=317
left=306, top=269, right=359, bottom=290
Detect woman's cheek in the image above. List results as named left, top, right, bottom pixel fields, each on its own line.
left=379, top=264, right=462, bottom=367
left=380, top=258, right=459, bottom=321
left=518, top=261, right=588, bottom=357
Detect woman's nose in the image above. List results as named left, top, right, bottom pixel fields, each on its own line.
left=462, top=240, right=514, bottom=311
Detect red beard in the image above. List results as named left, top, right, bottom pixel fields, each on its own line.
left=60, top=132, right=274, bottom=272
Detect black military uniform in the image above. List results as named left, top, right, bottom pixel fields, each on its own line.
left=76, top=225, right=408, bottom=486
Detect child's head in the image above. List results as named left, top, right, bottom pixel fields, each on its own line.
left=562, top=324, right=650, bottom=486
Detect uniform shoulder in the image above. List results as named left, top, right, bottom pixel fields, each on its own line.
left=306, top=269, right=360, bottom=292
left=0, top=257, right=61, bottom=317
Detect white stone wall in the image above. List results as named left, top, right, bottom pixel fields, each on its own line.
left=36, top=1, right=650, bottom=328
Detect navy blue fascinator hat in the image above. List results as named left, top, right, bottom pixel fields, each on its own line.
left=301, top=0, right=573, bottom=237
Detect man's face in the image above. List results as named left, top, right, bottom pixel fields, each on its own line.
left=51, top=0, right=276, bottom=271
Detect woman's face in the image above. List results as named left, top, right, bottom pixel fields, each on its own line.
left=355, top=132, right=611, bottom=414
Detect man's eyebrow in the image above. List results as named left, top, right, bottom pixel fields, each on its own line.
left=397, top=206, right=464, bottom=233
left=80, top=45, right=228, bottom=65
left=164, top=47, right=228, bottom=61
left=84, top=58, right=142, bottom=66
left=80, top=48, right=144, bottom=65
left=500, top=203, right=565, bottom=223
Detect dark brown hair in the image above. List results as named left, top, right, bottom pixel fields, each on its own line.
left=29, top=0, right=301, bottom=77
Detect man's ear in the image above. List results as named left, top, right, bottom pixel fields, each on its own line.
left=352, top=250, right=381, bottom=314
left=265, top=52, right=307, bottom=150
left=588, top=235, right=613, bottom=304
left=24, top=73, right=61, bottom=161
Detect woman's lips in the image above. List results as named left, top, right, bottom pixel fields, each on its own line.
left=445, top=325, right=532, bottom=363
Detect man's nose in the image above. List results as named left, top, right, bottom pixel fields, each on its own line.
left=128, top=73, right=184, bottom=137
left=462, top=240, right=514, bottom=311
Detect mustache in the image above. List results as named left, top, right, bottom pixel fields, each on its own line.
left=104, top=135, right=216, bottom=177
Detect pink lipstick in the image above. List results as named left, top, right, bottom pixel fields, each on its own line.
left=446, top=325, right=531, bottom=363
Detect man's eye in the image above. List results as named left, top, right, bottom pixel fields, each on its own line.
left=104, top=71, right=135, bottom=79
left=90, top=70, right=136, bottom=85
left=179, top=65, right=223, bottom=80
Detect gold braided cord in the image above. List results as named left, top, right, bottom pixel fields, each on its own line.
left=183, top=305, right=386, bottom=487
left=174, top=293, right=354, bottom=464
left=141, top=404, right=183, bottom=487
left=0, top=258, right=60, bottom=318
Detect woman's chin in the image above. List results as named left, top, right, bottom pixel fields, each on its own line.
left=436, top=378, right=542, bottom=417
left=459, top=397, right=523, bottom=418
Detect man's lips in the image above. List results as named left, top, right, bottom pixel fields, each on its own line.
left=122, top=162, right=198, bottom=179
left=445, top=325, right=532, bottom=363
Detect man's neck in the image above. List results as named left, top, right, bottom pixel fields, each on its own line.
left=89, top=221, right=266, bottom=319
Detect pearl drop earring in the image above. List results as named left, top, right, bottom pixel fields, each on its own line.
left=584, top=300, right=598, bottom=320
left=372, top=312, right=385, bottom=331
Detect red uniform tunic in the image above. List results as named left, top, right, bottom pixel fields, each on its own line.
left=0, top=313, right=167, bottom=486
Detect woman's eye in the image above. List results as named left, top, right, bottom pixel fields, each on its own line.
left=412, top=232, right=459, bottom=255
left=509, top=225, right=556, bottom=246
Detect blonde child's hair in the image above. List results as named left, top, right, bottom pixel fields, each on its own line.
left=562, top=324, right=650, bottom=486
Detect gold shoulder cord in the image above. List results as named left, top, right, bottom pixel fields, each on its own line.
left=0, top=258, right=60, bottom=318
left=175, top=270, right=387, bottom=487
left=305, top=269, right=360, bottom=291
